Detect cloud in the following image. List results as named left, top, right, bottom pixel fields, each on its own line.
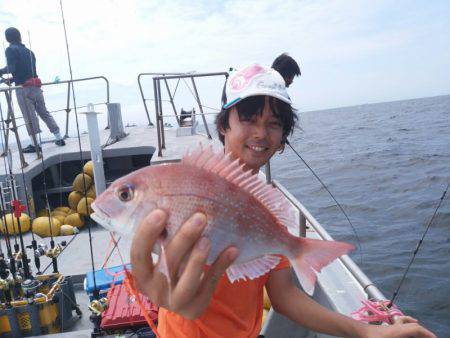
left=0, top=0, right=448, bottom=125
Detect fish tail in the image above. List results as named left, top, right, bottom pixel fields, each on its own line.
left=288, top=237, right=354, bottom=296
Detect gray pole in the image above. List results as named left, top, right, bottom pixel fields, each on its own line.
left=81, top=103, right=106, bottom=195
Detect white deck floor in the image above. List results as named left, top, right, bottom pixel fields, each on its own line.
left=1, top=123, right=222, bottom=177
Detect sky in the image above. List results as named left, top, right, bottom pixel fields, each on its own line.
left=0, top=0, right=449, bottom=136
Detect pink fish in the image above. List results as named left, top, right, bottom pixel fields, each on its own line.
left=91, top=145, right=354, bottom=295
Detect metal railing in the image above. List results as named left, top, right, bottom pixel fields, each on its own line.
left=155, top=153, right=386, bottom=302
left=272, top=178, right=386, bottom=301
left=138, top=71, right=385, bottom=302
left=0, top=76, right=109, bottom=168
left=138, top=72, right=228, bottom=157
left=138, top=72, right=184, bottom=127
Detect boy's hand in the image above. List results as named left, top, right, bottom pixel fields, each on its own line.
left=365, top=316, right=436, bottom=338
left=130, top=209, right=239, bottom=320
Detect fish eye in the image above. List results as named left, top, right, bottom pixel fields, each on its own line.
left=116, top=184, right=134, bottom=202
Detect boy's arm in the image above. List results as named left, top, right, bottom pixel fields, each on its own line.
left=266, top=268, right=435, bottom=338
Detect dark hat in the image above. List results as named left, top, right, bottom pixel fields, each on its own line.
left=5, top=27, right=21, bottom=43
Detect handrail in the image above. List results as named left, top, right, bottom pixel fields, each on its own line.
left=138, top=71, right=228, bottom=157
left=137, top=72, right=185, bottom=126
left=0, top=76, right=110, bottom=101
left=272, top=179, right=387, bottom=302
left=0, top=76, right=110, bottom=168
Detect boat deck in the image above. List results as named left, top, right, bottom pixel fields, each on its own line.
left=13, top=122, right=222, bottom=277
left=1, top=121, right=380, bottom=338
left=1, top=124, right=221, bottom=178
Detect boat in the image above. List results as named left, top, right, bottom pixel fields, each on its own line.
left=0, top=71, right=392, bottom=337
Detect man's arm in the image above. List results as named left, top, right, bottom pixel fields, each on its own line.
left=0, top=66, right=7, bottom=76
left=266, top=268, right=435, bottom=338
left=0, top=47, right=16, bottom=76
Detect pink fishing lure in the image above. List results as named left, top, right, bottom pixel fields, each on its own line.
left=92, top=145, right=354, bottom=295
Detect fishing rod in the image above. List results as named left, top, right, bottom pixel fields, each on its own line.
left=0, top=190, right=20, bottom=300
left=12, top=31, right=44, bottom=275
left=0, top=169, right=16, bottom=304
left=59, top=0, right=99, bottom=300
left=4, top=150, right=31, bottom=280
left=0, top=49, right=22, bottom=272
left=0, top=42, right=35, bottom=282
left=0, top=251, right=12, bottom=305
left=0, top=109, right=14, bottom=260
left=0, top=131, right=16, bottom=299
left=389, top=182, right=449, bottom=306
left=285, top=139, right=363, bottom=264
left=0, top=133, right=29, bottom=299
left=24, top=30, right=61, bottom=275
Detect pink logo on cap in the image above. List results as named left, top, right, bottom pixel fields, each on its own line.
left=230, top=65, right=265, bottom=91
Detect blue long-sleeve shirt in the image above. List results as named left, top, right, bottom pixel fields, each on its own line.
left=0, top=42, right=37, bottom=85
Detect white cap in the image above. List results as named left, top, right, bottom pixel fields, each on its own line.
left=223, top=64, right=291, bottom=109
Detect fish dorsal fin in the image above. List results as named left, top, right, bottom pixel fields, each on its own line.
left=182, top=145, right=298, bottom=234
left=226, top=255, right=281, bottom=282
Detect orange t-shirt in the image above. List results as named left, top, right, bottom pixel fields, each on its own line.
left=157, top=256, right=290, bottom=338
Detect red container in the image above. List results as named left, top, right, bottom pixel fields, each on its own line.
left=101, top=284, right=158, bottom=330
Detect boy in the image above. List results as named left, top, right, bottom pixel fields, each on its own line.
left=130, top=65, right=435, bottom=338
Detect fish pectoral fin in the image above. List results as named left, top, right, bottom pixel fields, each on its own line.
left=226, top=255, right=281, bottom=282
left=157, top=244, right=173, bottom=304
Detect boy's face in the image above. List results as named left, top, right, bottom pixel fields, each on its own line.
left=221, top=97, right=283, bottom=173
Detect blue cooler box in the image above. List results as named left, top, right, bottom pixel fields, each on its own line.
left=84, top=263, right=131, bottom=301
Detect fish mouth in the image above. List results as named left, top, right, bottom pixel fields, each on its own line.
left=91, top=203, right=115, bottom=232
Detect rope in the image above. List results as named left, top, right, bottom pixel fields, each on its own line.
left=285, top=139, right=363, bottom=264
left=100, top=232, right=160, bottom=337
left=351, top=299, right=404, bottom=324
left=389, top=182, right=449, bottom=306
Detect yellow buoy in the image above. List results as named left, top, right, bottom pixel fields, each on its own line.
left=72, top=173, right=92, bottom=193
left=60, top=224, right=78, bottom=236
left=0, top=213, right=31, bottom=234
left=51, top=210, right=67, bottom=216
left=83, top=161, right=94, bottom=178
left=32, top=217, right=61, bottom=237
left=77, top=197, right=94, bottom=216
left=86, top=185, right=96, bottom=199
left=54, top=206, right=71, bottom=214
left=37, top=209, right=50, bottom=217
left=51, top=212, right=66, bottom=224
left=68, top=191, right=84, bottom=210
left=64, top=213, right=85, bottom=228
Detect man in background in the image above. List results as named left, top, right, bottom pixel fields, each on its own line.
left=271, top=53, right=301, bottom=87
left=0, top=27, right=65, bottom=153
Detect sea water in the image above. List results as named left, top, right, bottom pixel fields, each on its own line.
left=270, top=95, right=450, bottom=335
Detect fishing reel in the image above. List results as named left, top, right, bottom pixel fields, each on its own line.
left=0, top=277, right=9, bottom=291
left=0, top=272, right=19, bottom=301
left=88, top=297, right=108, bottom=315
left=35, top=241, right=67, bottom=259
left=12, top=272, right=23, bottom=284
left=34, top=243, right=48, bottom=258
left=21, top=279, right=42, bottom=301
